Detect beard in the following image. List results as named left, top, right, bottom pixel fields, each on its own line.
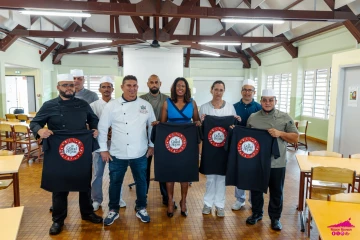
left=59, top=89, right=75, bottom=99
left=149, top=87, right=159, bottom=94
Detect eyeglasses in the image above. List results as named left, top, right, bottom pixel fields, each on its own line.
left=242, top=89, right=254, bottom=93
left=59, top=83, right=75, bottom=88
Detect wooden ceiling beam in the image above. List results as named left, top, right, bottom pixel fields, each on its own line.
left=41, top=42, right=58, bottom=61
left=0, top=25, right=26, bottom=51
left=281, top=42, right=298, bottom=58
left=245, top=48, right=261, bottom=66
left=185, top=18, right=195, bottom=68
left=343, top=20, right=360, bottom=43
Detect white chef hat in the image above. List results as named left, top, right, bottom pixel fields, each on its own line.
left=262, top=89, right=276, bottom=97
left=99, top=76, right=114, bottom=84
left=57, top=74, right=74, bottom=82
left=70, top=69, right=84, bottom=77
left=242, top=79, right=256, bottom=87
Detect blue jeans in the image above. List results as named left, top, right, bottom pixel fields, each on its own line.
left=235, top=187, right=251, bottom=204
left=109, top=155, right=147, bottom=212
left=91, top=152, right=123, bottom=204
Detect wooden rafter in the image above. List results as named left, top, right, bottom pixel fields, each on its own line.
left=41, top=42, right=58, bottom=61
left=343, top=20, right=360, bottom=43
left=323, top=0, right=335, bottom=10
left=185, top=18, right=195, bottom=68
left=0, top=25, right=26, bottom=51
left=245, top=48, right=261, bottom=66
left=284, top=0, right=304, bottom=10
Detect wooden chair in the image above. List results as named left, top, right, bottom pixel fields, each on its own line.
left=0, top=124, right=15, bottom=150
left=296, top=120, right=309, bottom=150
left=7, top=119, right=20, bottom=123
left=349, top=154, right=360, bottom=191
left=0, top=150, right=15, bottom=155
left=28, top=112, right=37, bottom=114
left=327, top=193, right=360, bottom=204
left=0, top=118, right=6, bottom=121
left=5, top=114, right=16, bottom=120
left=307, top=166, right=356, bottom=238
left=16, top=114, right=28, bottom=122
left=13, top=125, right=39, bottom=162
left=26, top=120, right=31, bottom=124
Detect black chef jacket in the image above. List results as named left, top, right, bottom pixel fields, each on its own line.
left=30, top=96, right=98, bottom=135
left=225, top=126, right=280, bottom=193
left=200, top=115, right=238, bottom=175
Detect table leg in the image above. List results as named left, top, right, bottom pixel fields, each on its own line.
left=13, top=173, right=20, bottom=207
left=297, top=171, right=306, bottom=232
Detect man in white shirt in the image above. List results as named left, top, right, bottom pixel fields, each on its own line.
left=90, top=76, right=126, bottom=211
left=71, top=69, right=99, bottom=104
left=98, top=75, right=156, bottom=225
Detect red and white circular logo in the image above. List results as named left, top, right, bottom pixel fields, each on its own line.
left=59, top=138, right=84, bottom=161
left=237, top=137, right=260, bottom=158
left=208, top=127, right=227, bottom=147
left=165, top=132, right=187, bottom=154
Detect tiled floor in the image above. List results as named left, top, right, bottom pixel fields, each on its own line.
left=0, top=139, right=325, bottom=239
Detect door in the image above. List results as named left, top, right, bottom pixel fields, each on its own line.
left=338, top=66, right=360, bottom=157
left=5, top=76, right=36, bottom=113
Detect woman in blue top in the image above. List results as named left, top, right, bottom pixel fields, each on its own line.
left=160, top=77, right=200, bottom=218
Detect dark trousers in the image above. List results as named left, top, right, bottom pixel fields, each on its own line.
left=52, top=189, right=93, bottom=224
left=251, top=167, right=286, bottom=220
left=147, top=156, right=168, bottom=201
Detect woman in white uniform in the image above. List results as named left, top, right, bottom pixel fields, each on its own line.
left=199, top=80, right=240, bottom=217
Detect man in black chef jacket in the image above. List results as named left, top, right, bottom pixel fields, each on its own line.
left=30, top=73, right=102, bottom=235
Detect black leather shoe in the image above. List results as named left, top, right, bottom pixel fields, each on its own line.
left=271, top=219, right=282, bottom=231
left=82, top=213, right=103, bottom=224
left=49, top=222, right=63, bottom=235
left=246, top=213, right=263, bottom=225
left=163, top=200, right=178, bottom=209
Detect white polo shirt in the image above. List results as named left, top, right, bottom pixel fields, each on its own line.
left=97, top=97, right=156, bottom=159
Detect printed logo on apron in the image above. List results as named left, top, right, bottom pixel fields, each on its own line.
left=237, top=137, right=260, bottom=158
left=165, top=132, right=187, bottom=154
left=59, top=138, right=84, bottom=161
left=208, top=127, right=227, bottom=147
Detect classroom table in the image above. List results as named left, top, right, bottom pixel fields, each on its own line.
left=0, top=155, right=24, bottom=207
left=307, top=199, right=360, bottom=239
left=0, top=206, right=24, bottom=240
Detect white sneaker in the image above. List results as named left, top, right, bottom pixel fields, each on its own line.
left=119, top=199, right=126, bottom=208
left=231, top=200, right=245, bottom=210
left=202, top=205, right=212, bottom=215
left=215, top=207, right=225, bottom=217
left=92, top=201, right=100, bottom=211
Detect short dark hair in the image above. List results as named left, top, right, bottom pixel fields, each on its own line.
left=170, top=77, right=191, bottom=103
left=211, top=80, right=225, bottom=90
left=122, top=75, right=137, bottom=84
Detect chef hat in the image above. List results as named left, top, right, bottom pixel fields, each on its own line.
left=242, top=79, right=256, bottom=87
left=57, top=74, right=74, bottom=82
left=99, top=76, right=114, bottom=84
left=70, top=69, right=84, bottom=77
left=262, top=89, right=276, bottom=97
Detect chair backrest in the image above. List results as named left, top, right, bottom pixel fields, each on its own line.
left=349, top=154, right=360, bottom=159
left=5, top=114, right=16, bottom=120
left=13, top=125, right=30, bottom=134
left=297, top=120, right=308, bottom=132
left=311, top=166, right=355, bottom=185
left=28, top=112, right=37, bottom=114
left=0, top=123, right=13, bottom=132
left=17, top=114, right=28, bottom=121
left=327, top=193, right=360, bottom=204
left=308, top=151, right=343, bottom=158
left=0, top=118, right=6, bottom=122
left=7, top=119, right=20, bottom=122
left=0, top=150, right=14, bottom=156
left=26, top=120, right=31, bottom=124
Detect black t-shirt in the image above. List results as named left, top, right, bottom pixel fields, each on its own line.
left=41, top=130, right=99, bottom=192
left=225, top=126, right=280, bottom=193
left=200, top=115, right=238, bottom=175
left=151, top=123, right=201, bottom=182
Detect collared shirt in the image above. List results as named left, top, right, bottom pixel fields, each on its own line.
left=140, top=92, right=168, bottom=121
left=233, top=99, right=262, bottom=126
left=97, top=97, right=156, bottom=159
left=247, top=109, right=299, bottom=168
left=199, top=101, right=236, bottom=117
left=75, top=88, right=99, bottom=104
left=90, top=98, right=114, bottom=118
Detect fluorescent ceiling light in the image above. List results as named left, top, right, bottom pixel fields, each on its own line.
left=67, top=38, right=112, bottom=43
left=88, top=48, right=112, bottom=53
left=19, top=10, right=91, bottom=18
left=221, top=19, right=284, bottom=24
left=199, top=42, right=241, bottom=46
left=199, top=51, right=220, bottom=57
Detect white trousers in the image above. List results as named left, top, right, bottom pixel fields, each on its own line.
left=203, top=175, right=226, bottom=208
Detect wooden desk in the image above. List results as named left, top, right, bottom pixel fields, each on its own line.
left=296, top=155, right=360, bottom=231
left=0, top=206, right=24, bottom=240
left=14, top=113, right=36, bottom=119
left=0, top=155, right=24, bottom=206
left=0, top=121, right=29, bottom=127
left=307, top=199, right=360, bottom=239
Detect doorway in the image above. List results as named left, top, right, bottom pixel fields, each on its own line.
left=5, top=76, right=36, bottom=114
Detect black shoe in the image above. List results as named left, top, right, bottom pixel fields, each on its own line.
left=49, top=206, right=53, bottom=212
left=49, top=222, right=63, bottom=235
left=163, top=200, right=178, bottom=210
left=271, top=219, right=282, bottom=231
left=246, top=213, right=263, bottom=225
left=81, top=213, right=103, bottom=224
left=180, top=200, right=188, bottom=217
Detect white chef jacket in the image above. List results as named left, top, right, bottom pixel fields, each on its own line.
left=90, top=98, right=114, bottom=117
left=97, top=97, right=156, bottom=159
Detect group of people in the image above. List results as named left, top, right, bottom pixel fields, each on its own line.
left=29, top=70, right=298, bottom=235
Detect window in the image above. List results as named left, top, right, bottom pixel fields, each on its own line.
left=302, top=68, right=331, bottom=119
left=266, top=73, right=291, bottom=113
left=84, top=75, right=116, bottom=99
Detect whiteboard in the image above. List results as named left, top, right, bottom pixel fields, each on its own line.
left=193, top=78, right=243, bottom=106
left=123, top=48, right=183, bottom=93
